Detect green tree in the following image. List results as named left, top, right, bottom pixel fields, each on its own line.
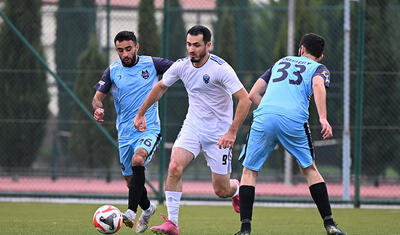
left=69, top=36, right=117, bottom=168
left=214, top=0, right=257, bottom=71
left=163, top=0, right=187, bottom=150
left=138, top=0, right=160, bottom=56
left=55, top=0, right=96, bottom=160
left=361, top=0, right=400, bottom=182
left=216, top=7, right=237, bottom=67
left=0, top=0, right=49, bottom=170
left=273, top=1, right=318, bottom=60
left=166, top=0, right=186, bottom=60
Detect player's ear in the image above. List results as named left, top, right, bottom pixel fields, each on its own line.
left=135, top=42, right=140, bottom=51
left=298, top=45, right=305, bottom=56
left=316, top=54, right=324, bottom=62
left=206, top=41, right=211, bottom=50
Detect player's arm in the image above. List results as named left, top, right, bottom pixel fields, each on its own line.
left=92, top=67, right=112, bottom=123
left=249, top=66, right=272, bottom=107
left=135, top=61, right=180, bottom=131
left=312, top=75, right=332, bottom=140
left=92, top=91, right=106, bottom=123
left=249, top=78, right=268, bottom=107
left=218, top=88, right=251, bottom=149
left=152, top=57, right=174, bottom=75
left=134, top=80, right=169, bottom=132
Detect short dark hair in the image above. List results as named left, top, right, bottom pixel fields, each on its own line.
left=186, top=25, right=212, bottom=43
left=114, top=31, right=137, bottom=45
left=299, top=33, right=325, bottom=58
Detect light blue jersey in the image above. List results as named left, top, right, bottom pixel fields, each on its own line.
left=240, top=56, right=330, bottom=171
left=94, top=56, right=173, bottom=175
left=110, top=57, right=159, bottom=143
left=255, top=56, right=330, bottom=123
left=109, top=56, right=159, bottom=144
left=95, top=56, right=173, bottom=145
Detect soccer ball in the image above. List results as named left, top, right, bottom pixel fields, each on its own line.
left=93, top=205, right=123, bottom=234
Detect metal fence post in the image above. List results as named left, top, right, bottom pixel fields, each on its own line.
left=159, top=0, right=170, bottom=205
left=354, top=0, right=365, bottom=208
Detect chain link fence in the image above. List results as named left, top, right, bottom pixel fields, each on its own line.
left=0, top=0, right=399, bottom=205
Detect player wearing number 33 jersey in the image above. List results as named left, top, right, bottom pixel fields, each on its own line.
left=237, top=33, right=346, bottom=235
left=243, top=55, right=330, bottom=170
left=256, top=56, right=330, bottom=123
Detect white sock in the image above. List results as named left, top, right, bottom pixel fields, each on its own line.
left=232, top=180, right=239, bottom=197
left=143, top=203, right=154, bottom=216
left=165, top=191, right=182, bottom=226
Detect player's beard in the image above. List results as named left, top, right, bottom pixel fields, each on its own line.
left=121, top=52, right=137, bottom=67
left=190, top=48, right=207, bottom=63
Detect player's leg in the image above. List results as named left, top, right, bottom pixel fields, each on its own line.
left=128, top=148, right=148, bottom=214
left=211, top=172, right=238, bottom=198
left=300, top=163, right=346, bottom=234
left=132, top=132, right=161, bottom=233
left=122, top=147, right=147, bottom=228
left=135, top=187, right=157, bottom=233
left=236, top=117, right=278, bottom=234
left=150, top=147, right=193, bottom=235
left=202, top=136, right=241, bottom=213
left=235, top=167, right=258, bottom=235
left=118, top=145, right=137, bottom=228
left=279, top=119, right=346, bottom=235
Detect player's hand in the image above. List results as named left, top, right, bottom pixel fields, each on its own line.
left=133, top=115, right=147, bottom=132
left=218, top=131, right=236, bottom=149
left=320, top=118, right=333, bottom=140
left=93, top=108, right=104, bottom=123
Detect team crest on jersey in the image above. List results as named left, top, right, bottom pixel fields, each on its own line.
left=203, top=74, right=210, bottom=84
left=141, top=70, right=150, bottom=79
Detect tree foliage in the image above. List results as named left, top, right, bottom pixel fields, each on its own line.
left=361, top=0, right=400, bottom=179
left=166, top=0, right=186, bottom=60
left=0, top=0, right=49, bottom=170
left=55, top=0, right=96, bottom=158
left=69, top=36, right=117, bottom=168
left=138, top=0, right=160, bottom=56
left=216, top=7, right=237, bottom=68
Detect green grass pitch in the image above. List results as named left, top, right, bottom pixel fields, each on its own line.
left=0, top=201, right=398, bottom=234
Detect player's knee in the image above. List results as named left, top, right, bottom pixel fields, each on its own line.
left=214, top=188, right=229, bottom=198
left=132, top=154, right=146, bottom=166
left=168, top=161, right=184, bottom=178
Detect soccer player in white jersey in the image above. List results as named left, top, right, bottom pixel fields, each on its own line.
left=235, top=33, right=346, bottom=235
left=134, top=25, right=251, bottom=235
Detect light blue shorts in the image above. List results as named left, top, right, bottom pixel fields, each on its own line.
left=240, top=113, right=314, bottom=172
left=119, top=129, right=161, bottom=176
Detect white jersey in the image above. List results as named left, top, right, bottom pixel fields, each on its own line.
left=162, top=54, right=244, bottom=135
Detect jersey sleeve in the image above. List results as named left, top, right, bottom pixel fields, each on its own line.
left=152, top=57, right=174, bottom=75
left=313, top=65, right=330, bottom=88
left=93, top=67, right=112, bottom=93
left=260, top=66, right=273, bottom=83
left=220, top=64, right=244, bottom=94
left=161, top=61, right=181, bottom=87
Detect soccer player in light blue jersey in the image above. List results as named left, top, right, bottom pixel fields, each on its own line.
left=92, top=31, right=173, bottom=233
left=235, top=33, right=346, bottom=235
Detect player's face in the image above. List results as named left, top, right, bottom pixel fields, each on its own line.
left=186, top=34, right=210, bottom=63
left=115, top=40, right=138, bottom=67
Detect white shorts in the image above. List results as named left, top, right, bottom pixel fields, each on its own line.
left=173, top=125, right=232, bottom=175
